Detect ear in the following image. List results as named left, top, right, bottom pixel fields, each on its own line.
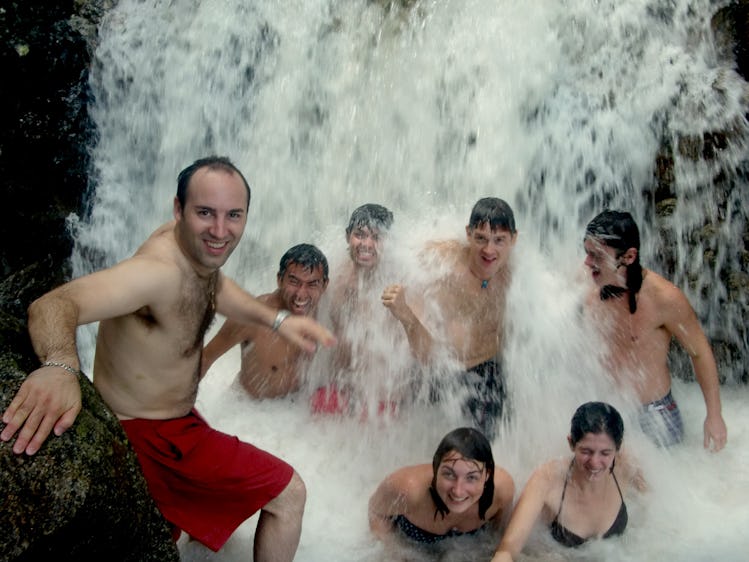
left=277, top=273, right=283, bottom=288
left=173, top=196, right=183, bottom=221
left=619, top=247, right=637, bottom=266
left=567, top=435, right=574, bottom=451
left=465, top=225, right=472, bottom=240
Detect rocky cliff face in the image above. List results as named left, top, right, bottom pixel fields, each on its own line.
left=0, top=2, right=178, bottom=558
left=0, top=364, right=180, bottom=561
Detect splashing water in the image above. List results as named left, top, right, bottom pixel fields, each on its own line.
left=72, top=0, right=749, bottom=560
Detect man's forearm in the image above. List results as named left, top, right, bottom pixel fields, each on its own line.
left=27, top=293, right=81, bottom=367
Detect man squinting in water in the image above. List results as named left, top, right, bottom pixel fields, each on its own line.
left=583, top=209, right=727, bottom=451
left=202, top=243, right=329, bottom=398
left=312, top=203, right=411, bottom=416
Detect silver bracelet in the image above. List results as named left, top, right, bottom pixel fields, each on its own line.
left=41, top=360, right=82, bottom=377
left=272, top=309, right=291, bottom=331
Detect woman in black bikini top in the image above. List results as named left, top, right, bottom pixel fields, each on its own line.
left=549, top=458, right=628, bottom=547
left=368, top=427, right=515, bottom=548
left=491, top=402, right=645, bottom=562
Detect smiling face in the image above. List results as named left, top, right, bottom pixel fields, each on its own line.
left=346, top=226, right=382, bottom=269
left=433, top=451, right=489, bottom=514
left=569, top=431, right=618, bottom=482
left=278, top=263, right=328, bottom=316
left=173, top=167, right=249, bottom=275
left=465, top=223, right=517, bottom=280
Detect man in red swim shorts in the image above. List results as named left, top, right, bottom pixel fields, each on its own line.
left=120, top=410, right=294, bottom=551
left=1, top=157, right=336, bottom=561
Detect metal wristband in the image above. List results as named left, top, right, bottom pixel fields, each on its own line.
left=41, top=360, right=82, bottom=377
left=272, top=309, right=291, bottom=331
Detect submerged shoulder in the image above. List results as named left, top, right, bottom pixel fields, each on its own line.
left=373, top=464, right=430, bottom=510
left=387, top=464, right=431, bottom=493
left=528, top=458, right=567, bottom=494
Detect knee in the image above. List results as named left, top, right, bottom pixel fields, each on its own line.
left=276, top=470, right=306, bottom=516
left=263, top=470, right=306, bottom=519
left=285, top=471, right=306, bottom=509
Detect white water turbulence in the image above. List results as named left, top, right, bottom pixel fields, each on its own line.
left=70, top=0, right=749, bottom=560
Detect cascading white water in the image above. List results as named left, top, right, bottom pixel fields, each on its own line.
left=72, top=0, right=749, bottom=560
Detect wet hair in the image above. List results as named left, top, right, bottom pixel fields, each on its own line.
left=468, top=197, right=516, bottom=234
left=278, top=243, right=329, bottom=282
left=570, top=402, right=624, bottom=451
left=428, top=427, right=495, bottom=521
left=344, top=203, right=394, bottom=237
left=176, top=156, right=252, bottom=211
left=584, top=210, right=643, bottom=313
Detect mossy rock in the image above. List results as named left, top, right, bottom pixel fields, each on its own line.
left=0, top=359, right=179, bottom=561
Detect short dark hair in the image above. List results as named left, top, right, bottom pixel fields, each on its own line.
left=176, top=156, right=251, bottom=210
left=278, top=244, right=329, bottom=282
left=584, top=210, right=643, bottom=312
left=468, top=197, right=516, bottom=234
left=345, top=203, right=394, bottom=236
left=570, top=402, right=624, bottom=450
left=429, top=427, right=495, bottom=521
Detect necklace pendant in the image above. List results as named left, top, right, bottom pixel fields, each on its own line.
left=481, top=279, right=489, bottom=289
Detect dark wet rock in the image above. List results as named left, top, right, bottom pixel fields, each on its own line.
left=0, top=358, right=179, bottom=562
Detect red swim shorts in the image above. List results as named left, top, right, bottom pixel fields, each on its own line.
left=120, top=409, right=294, bottom=552
left=310, top=385, right=398, bottom=420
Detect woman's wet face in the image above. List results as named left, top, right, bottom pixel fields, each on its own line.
left=570, top=432, right=617, bottom=481
left=434, top=451, right=487, bottom=513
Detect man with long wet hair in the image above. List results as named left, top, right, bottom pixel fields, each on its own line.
left=583, top=209, right=727, bottom=451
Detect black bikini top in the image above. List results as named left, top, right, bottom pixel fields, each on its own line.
left=549, top=463, right=628, bottom=547
left=392, top=514, right=484, bottom=544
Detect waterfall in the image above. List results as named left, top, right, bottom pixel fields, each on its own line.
left=73, top=0, right=749, bottom=560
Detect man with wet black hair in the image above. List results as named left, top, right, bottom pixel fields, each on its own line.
left=202, top=243, right=330, bottom=398
left=343, top=203, right=394, bottom=271
left=583, top=209, right=727, bottom=451
left=312, top=203, right=405, bottom=415
left=382, top=197, right=518, bottom=437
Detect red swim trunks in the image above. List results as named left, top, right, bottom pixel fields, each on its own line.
left=120, top=409, right=293, bottom=552
left=310, top=385, right=398, bottom=420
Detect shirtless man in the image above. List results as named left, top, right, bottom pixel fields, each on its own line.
left=201, top=243, right=329, bottom=398
left=382, top=197, right=517, bottom=437
left=583, top=209, right=727, bottom=451
left=0, top=156, right=336, bottom=561
left=312, top=203, right=404, bottom=415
